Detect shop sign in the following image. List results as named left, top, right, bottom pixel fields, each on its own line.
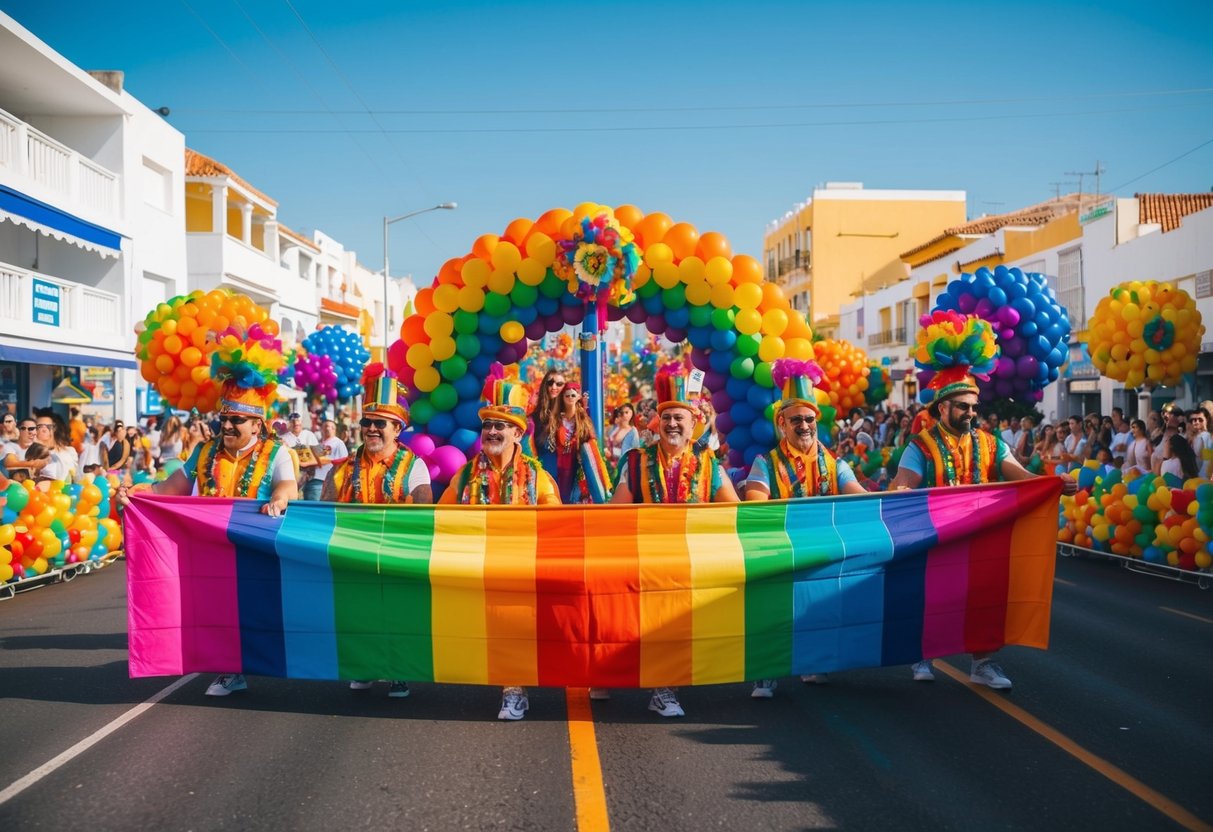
left=1069, top=379, right=1100, bottom=393
left=1196, top=270, right=1212, bottom=300
left=32, top=278, right=60, bottom=326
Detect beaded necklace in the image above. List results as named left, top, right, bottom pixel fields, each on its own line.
left=459, top=446, right=540, bottom=504
left=769, top=440, right=836, bottom=498
left=928, top=424, right=986, bottom=486
left=197, top=438, right=272, bottom=497
left=343, top=444, right=416, bottom=504
left=643, top=445, right=712, bottom=503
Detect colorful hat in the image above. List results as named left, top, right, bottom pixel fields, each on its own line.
left=479, top=364, right=530, bottom=431
left=362, top=365, right=409, bottom=424
left=771, top=359, right=826, bottom=417
left=655, top=362, right=700, bottom=414
left=914, top=311, right=999, bottom=406
left=211, top=330, right=283, bottom=419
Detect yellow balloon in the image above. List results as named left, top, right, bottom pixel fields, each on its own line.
left=736, top=308, right=762, bottom=335
left=500, top=321, right=525, bottom=343
left=758, top=336, right=786, bottom=363
left=491, top=241, right=522, bottom=273
left=458, top=285, right=485, bottom=313
left=678, top=256, right=705, bottom=284
left=653, top=262, right=680, bottom=289
left=734, top=283, right=762, bottom=310
left=461, top=258, right=491, bottom=289
left=633, top=263, right=652, bottom=290
left=761, top=308, right=789, bottom=336
left=644, top=242, right=674, bottom=267
left=487, top=269, right=516, bottom=295
left=710, top=283, right=735, bottom=309
left=704, top=256, right=732, bottom=287
left=414, top=366, right=440, bottom=392
left=685, top=281, right=712, bottom=306
left=433, top=283, right=460, bottom=314
left=525, top=232, right=556, bottom=265
left=423, top=312, right=454, bottom=339
left=517, top=257, right=547, bottom=286
left=406, top=343, right=433, bottom=370
left=430, top=335, right=456, bottom=361
left=784, top=337, right=812, bottom=361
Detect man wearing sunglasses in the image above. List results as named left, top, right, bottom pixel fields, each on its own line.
left=117, top=350, right=297, bottom=698
left=890, top=366, right=1076, bottom=690
left=440, top=374, right=559, bottom=721
left=744, top=359, right=866, bottom=696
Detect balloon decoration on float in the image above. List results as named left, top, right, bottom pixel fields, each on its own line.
left=865, top=359, right=892, bottom=408
left=930, top=266, right=1069, bottom=403
left=388, top=203, right=816, bottom=479
left=811, top=339, right=872, bottom=415
left=135, top=289, right=277, bottom=412
left=1, top=477, right=122, bottom=584
left=1085, top=280, right=1203, bottom=389
left=914, top=310, right=1000, bottom=402
left=295, top=325, right=371, bottom=403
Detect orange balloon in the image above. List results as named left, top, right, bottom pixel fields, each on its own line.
left=414, top=287, right=436, bottom=316
left=401, top=315, right=428, bottom=346
left=502, top=217, right=533, bottom=246
left=761, top=282, right=787, bottom=309
left=471, top=234, right=499, bottom=261
left=437, top=257, right=464, bottom=286
left=695, top=231, right=732, bottom=262
left=614, top=204, right=644, bottom=231
left=535, top=208, right=573, bottom=237
left=633, top=212, right=673, bottom=249
left=731, top=254, right=763, bottom=285
left=662, top=223, right=700, bottom=261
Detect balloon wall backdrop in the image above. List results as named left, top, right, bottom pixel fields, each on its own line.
left=136, top=289, right=277, bottom=412
left=812, top=339, right=872, bottom=414
left=1085, top=280, right=1203, bottom=389
left=1, top=477, right=121, bottom=583
left=929, top=266, right=1069, bottom=403
left=387, top=204, right=816, bottom=480
left=295, top=325, right=371, bottom=404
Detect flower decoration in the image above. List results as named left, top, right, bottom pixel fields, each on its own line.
left=554, top=213, right=642, bottom=328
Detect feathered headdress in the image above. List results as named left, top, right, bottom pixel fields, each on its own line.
left=771, top=358, right=827, bottom=416
left=654, top=361, right=698, bottom=414
left=210, top=323, right=284, bottom=418
left=914, top=311, right=999, bottom=405
left=479, top=362, right=530, bottom=431
left=362, top=362, right=409, bottom=424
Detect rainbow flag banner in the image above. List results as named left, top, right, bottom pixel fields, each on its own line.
left=125, top=478, right=1062, bottom=686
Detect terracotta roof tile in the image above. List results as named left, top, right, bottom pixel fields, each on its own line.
left=1136, top=193, right=1213, bottom=233
left=278, top=224, right=320, bottom=252
left=184, top=148, right=278, bottom=207
left=899, top=193, right=1092, bottom=260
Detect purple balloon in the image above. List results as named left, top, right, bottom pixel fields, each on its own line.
left=973, top=298, right=995, bottom=319
left=408, top=433, right=436, bottom=457
left=1001, top=338, right=1025, bottom=358
left=524, top=319, right=546, bottom=341
left=429, top=445, right=468, bottom=485
left=957, top=293, right=977, bottom=314
left=998, top=306, right=1021, bottom=328
left=703, top=369, right=727, bottom=391
left=665, top=326, right=687, bottom=343
left=606, top=304, right=624, bottom=322
left=690, top=346, right=710, bottom=367
left=648, top=313, right=667, bottom=334
left=1016, top=355, right=1039, bottom=379
left=996, top=357, right=1016, bottom=378
left=716, top=413, right=735, bottom=434
left=560, top=304, right=584, bottom=325
left=994, top=379, right=1014, bottom=397
left=999, top=327, right=1015, bottom=341
left=625, top=303, right=647, bottom=324
left=712, top=389, right=732, bottom=409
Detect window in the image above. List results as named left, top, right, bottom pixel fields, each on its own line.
left=141, top=157, right=171, bottom=212
left=1057, top=247, right=1085, bottom=330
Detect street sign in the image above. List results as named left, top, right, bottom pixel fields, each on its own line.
left=32, top=278, right=60, bottom=326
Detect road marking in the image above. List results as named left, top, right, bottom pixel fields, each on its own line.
left=1054, top=577, right=1076, bottom=586
left=0, top=674, right=198, bottom=808
left=936, top=663, right=1212, bottom=832
left=1160, top=606, right=1213, bottom=625
left=566, top=688, right=610, bottom=832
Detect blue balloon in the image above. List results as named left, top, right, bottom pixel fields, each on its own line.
left=666, top=307, right=690, bottom=329
left=747, top=383, right=775, bottom=409
left=751, top=419, right=775, bottom=446
left=428, top=412, right=455, bottom=440
left=711, top=330, right=738, bottom=351
left=709, top=349, right=734, bottom=373
left=516, top=306, right=538, bottom=325
left=536, top=296, right=559, bottom=316
left=687, top=326, right=712, bottom=349
left=725, top=376, right=749, bottom=399
left=454, top=401, right=481, bottom=430
left=469, top=354, right=495, bottom=377
left=449, top=428, right=479, bottom=453
left=730, top=403, right=757, bottom=424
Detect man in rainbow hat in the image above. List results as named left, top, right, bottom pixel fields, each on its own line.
left=117, top=335, right=298, bottom=698
left=323, top=366, right=430, bottom=699
left=610, top=361, right=738, bottom=718
left=744, top=358, right=866, bottom=696
left=440, top=366, right=559, bottom=721
left=890, top=314, right=1076, bottom=690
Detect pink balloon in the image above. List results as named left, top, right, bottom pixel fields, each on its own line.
left=408, top=433, right=436, bottom=458
left=429, top=445, right=468, bottom=483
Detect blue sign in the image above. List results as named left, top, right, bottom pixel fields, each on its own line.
left=32, top=278, right=60, bottom=326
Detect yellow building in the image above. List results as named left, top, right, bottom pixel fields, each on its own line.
left=762, top=183, right=967, bottom=336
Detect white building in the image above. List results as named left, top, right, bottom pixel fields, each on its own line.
left=0, top=11, right=186, bottom=424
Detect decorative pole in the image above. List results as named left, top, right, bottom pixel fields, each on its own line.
left=581, top=301, right=604, bottom=437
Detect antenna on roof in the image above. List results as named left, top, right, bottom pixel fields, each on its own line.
left=1065, top=161, right=1107, bottom=205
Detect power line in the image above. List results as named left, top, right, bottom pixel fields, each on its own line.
left=1106, top=137, right=1213, bottom=192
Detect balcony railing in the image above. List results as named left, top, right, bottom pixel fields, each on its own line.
left=777, top=252, right=810, bottom=277
left=0, top=259, right=124, bottom=347
left=867, top=327, right=908, bottom=347
left=0, top=107, right=121, bottom=221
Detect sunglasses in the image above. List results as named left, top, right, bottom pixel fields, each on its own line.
left=481, top=420, right=512, bottom=433
left=946, top=401, right=975, bottom=413
left=219, top=415, right=250, bottom=426
left=19, top=425, right=36, bottom=432
left=786, top=415, right=817, bottom=426
left=547, top=380, right=565, bottom=387
left=359, top=418, right=390, bottom=429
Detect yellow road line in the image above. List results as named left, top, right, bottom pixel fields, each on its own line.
left=1160, top=606, right=1213, bottom=625
left=936, top=663, right=1212, bottom=832
left=566, top=688, right=610, bottom=832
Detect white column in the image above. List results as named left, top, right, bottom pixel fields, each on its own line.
left=240, top=203, right=253, bottom=245
left=211, top=184, right=227, bottom=234
left=265, top=220, right=280, bottom=262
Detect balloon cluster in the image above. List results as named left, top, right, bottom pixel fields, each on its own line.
left=296, top=326, right=370, bottom=403
left=812, top=339, right=872, bottom=414
left=865, top=361, right=891, bottom=408
left=388, top=203, right=816, bottom=476
left=1086, top=280, right=1202, bottom=389
left=1059, top=462, right=1213, bottom=571
left=1, top=477, right=121, bottom=583
left=279, top=345, right=304, bottom=386
left=136, top=289, right=276, bottom=412
left=932, top=266, right=1069, bottom=403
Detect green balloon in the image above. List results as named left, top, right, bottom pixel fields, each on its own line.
left=453, top=310, right=479, bottom=335
left=730, top=356, right=755, bottom=379
left=661, top=284, right=687, bottom=310
left=711, top=308, right=735, bottom=331
left=736, top=334, right=761, bottom=357
left=763, top=402, right=777, bottom=420
left=510, top=283, right=539, bottom=308
left=688, top=304, right=713, bottom=328
left=753, top=361, right=773, bottom=388
left=484, top=292, right=511, bottom=318
left=431, top=383, right=458, bottom=412
left=455, top=333, right=481, bottom=358
left=638, top=278, right=661, bottom=299
left=5, top=483, right=29, bottom=513
left=50, top=519, right=67, bottom=537
left=410, top=399, right=435, bottom=425
left=539, top=270, right=565, bottom=298
left=440, top=356, right=468, bottom=381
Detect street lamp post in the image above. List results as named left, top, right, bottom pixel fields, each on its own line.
left=382, top=202, right=457, bottom=349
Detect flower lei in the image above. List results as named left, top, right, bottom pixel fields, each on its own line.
left=553, top=214, right=642, bottom=324
left=770, top=441, right=836, bottom=498
left=344, top=444, right=415, bottom=504
left=645, top=446, right=712, bottom=504
left=197, top=437, right=272, bottom=497
left=930, top=424, right=987, bottom=486
left=460, top=448, right=540, bottom=505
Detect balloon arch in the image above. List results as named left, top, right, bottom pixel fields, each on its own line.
left=387, top=203, right=836, bottom=484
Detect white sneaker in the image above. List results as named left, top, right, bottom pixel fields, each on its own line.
left=498, top=686, right=529, bottom=720
left=970, top=659, right=1012, bottom=689
left=589, top=688, right=611, bottom=700
left=800, top=673, right=830, bottom=685
left=205, top=674, right=247, bottom=696
left=751, top=679, right=777, bottom=698
left=348, top=680, right=373, bottom=690
left=648, top=687, right=685, bottom=717
left=387, top=681, right=410, bottom=698
left=911, top=661, right=935, bottom=682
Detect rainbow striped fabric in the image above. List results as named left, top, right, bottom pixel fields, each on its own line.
left=125, top=478, right=1061, bottom=686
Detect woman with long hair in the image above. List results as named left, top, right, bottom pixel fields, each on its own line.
left=605, top=402, right=641, bottom=469
left=535, top=382, right=611, bottom=503
left=1034, top=424, right=1058, bottom=475
left=1162, top=432, right=1200, bottom=481
left=160, top=414, right=184, bottom=462
left=1123, top=419, right=1153, bottom=476
left=180, top=419, right=208, bottom=462
left=532, top=370, right=568, bottom=432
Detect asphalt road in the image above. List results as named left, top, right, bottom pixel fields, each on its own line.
left=1, top=554, right=1210, bottom=831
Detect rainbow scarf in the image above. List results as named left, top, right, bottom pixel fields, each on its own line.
left=125, top=478, right=1062, bottom=686
left=768, top=441, right=838, bottom=499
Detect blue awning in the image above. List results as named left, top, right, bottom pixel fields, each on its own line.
left=0, top=184, right=122, bottom=255
left=0, top=342, right=136, bottom=370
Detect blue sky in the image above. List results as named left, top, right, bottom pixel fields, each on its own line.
left=5, top=0, right=1211, bottom=286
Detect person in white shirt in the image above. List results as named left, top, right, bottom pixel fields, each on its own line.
left=308, top=418, right=348, bottom=501
left=282, top=411, right=320, bottom=498
left=1186, top=409, right=1212, bottom=479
